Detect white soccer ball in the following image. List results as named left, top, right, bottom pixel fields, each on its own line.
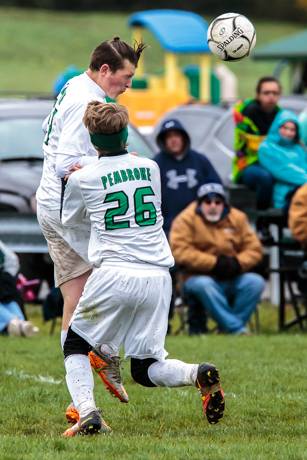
left=207, top=13, right=256, bottom=61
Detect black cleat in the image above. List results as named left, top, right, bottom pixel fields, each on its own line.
left=195, top=363, right=225, bottom=424
left=63, top=409, right=111, bottom=437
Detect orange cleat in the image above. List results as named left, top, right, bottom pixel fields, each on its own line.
left=89, top=350, right=129, bottom=403
left=65, top=403, right=80, bottom=424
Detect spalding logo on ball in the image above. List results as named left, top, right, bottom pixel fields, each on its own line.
left=207, top=13, right=256, bottom=61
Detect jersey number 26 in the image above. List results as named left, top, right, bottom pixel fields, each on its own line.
left=104, top=186, right=157, bottom=230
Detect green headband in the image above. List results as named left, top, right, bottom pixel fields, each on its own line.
left=90, top=126, right=128, bottom=152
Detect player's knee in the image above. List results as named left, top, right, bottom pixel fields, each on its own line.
left=63, top=327, right=92, bottom=359
left=130, top=358, right=157, bottom=387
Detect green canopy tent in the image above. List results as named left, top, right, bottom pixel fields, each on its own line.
left=252, top=29, right=307, bottom=93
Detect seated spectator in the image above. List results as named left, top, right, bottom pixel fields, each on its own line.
left=258, top=110, right=307, bottom=211
left=154, top=119, right=221, bottom=333
left=288, top=184, right=307, bottom=247
left=287, top=184, right=307, bottom=297
left=0, top=241, right=39, bottom=337
left=232, top=76, right=281, bottom=209
left=169, top=183, right=265, bottom=335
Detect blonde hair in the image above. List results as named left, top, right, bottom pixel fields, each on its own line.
left=83, top=101, right=129, bottom=134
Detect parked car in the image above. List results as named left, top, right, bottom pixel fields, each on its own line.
left=149, top=96, right=307, bottom=184
left=0, top=98, right=154, bottom=213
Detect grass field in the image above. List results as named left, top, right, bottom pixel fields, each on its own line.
left=0, top=8, right=304, bottom=98
left=0, top=8, right=306, bottom=458
left=1, top=304, right=307, bottom=459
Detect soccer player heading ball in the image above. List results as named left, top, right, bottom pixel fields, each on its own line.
left=61, top=101, right=225, bottom=436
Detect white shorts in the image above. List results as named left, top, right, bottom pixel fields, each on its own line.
left=71, top=262, right=172, bottom=361
left=37, top=204, right=92, bottom=286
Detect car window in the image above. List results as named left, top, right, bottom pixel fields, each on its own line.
left=170, top=111, right=221, bottom=148
left=0, top=117, right=153, bottom=162
left=152, top=108, right=224, bottom=151
left=0, top=118, right=44, bottom=160
left=127, top=125, right=154, bottom=159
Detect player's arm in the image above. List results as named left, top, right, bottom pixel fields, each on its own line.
left=55, top=102, right=98, bottom=178
left=151, top=161, right=162, bottom=203
left=61, top=173, right=86, bottom=227
left=56, top=153, right=98, bottom=178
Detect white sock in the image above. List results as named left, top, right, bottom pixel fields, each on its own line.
left=65, top=354, right=96, bottom=418
left=61, top=330, right=68, bottom=350
left=148, top=359, right=198, bottom=387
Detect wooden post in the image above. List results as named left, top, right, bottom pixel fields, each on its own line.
left=165, top=53, right=177, bottom=92
left=199, top=55, right=211, bottom=102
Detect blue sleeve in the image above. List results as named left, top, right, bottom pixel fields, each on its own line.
left=153, top=153, right=162, bottom=166
left=200, top=155, right=222, bottom=184
left=259, top=141, right=307, bottom=185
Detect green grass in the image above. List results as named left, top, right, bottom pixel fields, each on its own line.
left=1, top=303, right=307, bottom=459
left=0, top=7, right=304, bottom=98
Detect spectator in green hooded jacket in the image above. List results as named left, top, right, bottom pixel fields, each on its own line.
left=232, top=76, right=281, bottom=209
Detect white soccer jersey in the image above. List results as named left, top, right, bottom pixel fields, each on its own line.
left=36, top=72, right=106, bottom=210
left=62, top=153, right=174, bottom=268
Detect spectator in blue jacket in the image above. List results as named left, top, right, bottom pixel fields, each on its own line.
left=258, top=110, right=307, bottom=211
left=154, top=119, right=222, bottom=237
left=299, top=108, right=307, bottom=147
left=154, top=119, right=222, bottom=334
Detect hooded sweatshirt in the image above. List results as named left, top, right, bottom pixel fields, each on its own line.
left=258, top=110, right=307, bottom=209
left=153, top=119, right=221, bottom=236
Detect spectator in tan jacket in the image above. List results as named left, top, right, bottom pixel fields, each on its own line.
left=169, top=183, right=265, bottom=335
left=288, top=184, right=307, bottom=247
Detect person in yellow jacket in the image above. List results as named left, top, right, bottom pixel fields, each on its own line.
left=169, top=183, right=265, bottom=334
left=288, top=184, right=307, bottom=247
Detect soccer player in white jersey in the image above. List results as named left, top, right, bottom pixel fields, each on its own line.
left=36, top=38, right=145, bottom=415
left=61, top=101, right=225, bottom=436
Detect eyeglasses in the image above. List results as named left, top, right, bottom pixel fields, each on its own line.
left=203, top=198, right=224, bottom=205
left=260, top=90, right=280, bottom=96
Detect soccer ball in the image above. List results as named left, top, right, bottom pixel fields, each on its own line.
left=207, top=13, right=256, bottom=61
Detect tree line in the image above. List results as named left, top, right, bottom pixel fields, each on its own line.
left=1, top=0, right=307, bottom=22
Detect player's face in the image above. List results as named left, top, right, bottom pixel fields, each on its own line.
left=201, top=197, right=224, bottom=222
left=99, top=59, right=135, bottom=98
left=279, top=121, right=297, bottom=141
left=164, top=130, right=185, bottom=156
left=257, top=82, right=281, bottom=112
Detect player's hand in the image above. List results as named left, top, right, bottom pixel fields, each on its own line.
left=64, top=163, right=82, bottom=180
left=69, top=162, right=82, bottom=172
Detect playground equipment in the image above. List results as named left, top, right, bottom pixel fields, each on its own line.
left=118, top=10, right=237, bottom=130
left=253, top=30, right=307, bottom=94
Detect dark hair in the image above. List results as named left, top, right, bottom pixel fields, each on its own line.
left=89, top=36, right=146, bottom=72
left=256, top=76, right=282, bottom=94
